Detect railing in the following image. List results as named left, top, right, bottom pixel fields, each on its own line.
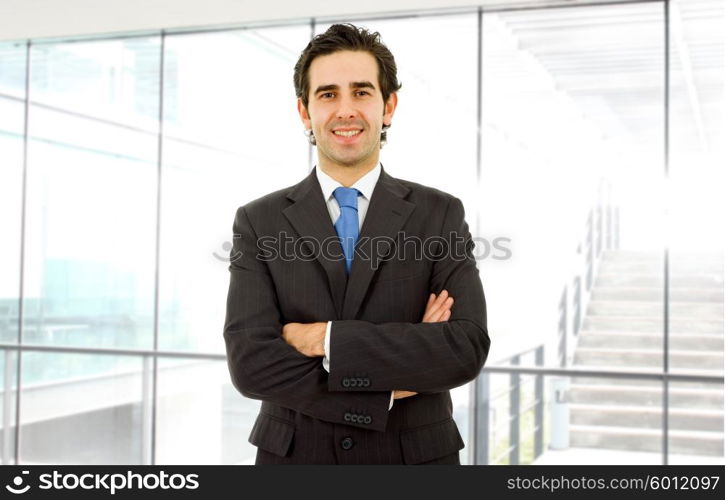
left=473, top=178, right=620, bottom=465
left=559, top=178, right=618, bottom=369
left=474, top=345, right=545, bottom=465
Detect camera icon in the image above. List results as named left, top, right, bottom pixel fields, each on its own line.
left=5, top=470, right=30, bottom=494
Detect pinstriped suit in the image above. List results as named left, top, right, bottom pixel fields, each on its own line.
left=223, top=165, right=489, bottom=464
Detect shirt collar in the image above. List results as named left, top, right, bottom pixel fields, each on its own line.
left=315, top=163, right=381, bottom=202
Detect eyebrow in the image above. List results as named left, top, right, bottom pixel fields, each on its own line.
left=313, top=81, right=377, bottom=95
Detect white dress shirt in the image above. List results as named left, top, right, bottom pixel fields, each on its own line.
left=315, top=163, right=394, bottom=410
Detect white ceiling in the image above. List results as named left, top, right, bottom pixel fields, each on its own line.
left=0, top=0, right=645, bottom=42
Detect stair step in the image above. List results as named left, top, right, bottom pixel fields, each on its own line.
left=568, top=384, right=723, bottom=408
left=570, top=425, right=724, bottom=456
left=586, top=300, right=723, bottom=318
left=570, top=365, right=723, bottom=388
left=569, top=404, right=724, bottom=432
left=595, top=274, right=723, bottom=288
left=600, top=250, right=722, bottom=263
left=591, top=287, right=723, bottom=303
left=582, top=316, right=723, bottom=334
left=577, top=331, right=724, bottom=350
left=571, top=249, right=723, bottom=457
left=574, top=347, right=723, bottom=370
left=597, top=261, right=724, bottom=275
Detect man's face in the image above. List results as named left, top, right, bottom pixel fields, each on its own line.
left=298, top=50, right=397, bottom=169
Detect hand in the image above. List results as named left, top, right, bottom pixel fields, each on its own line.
left=422, top=289, right=454, bottom=323
left=393, top=390, right=418, bottom=400
left=281, top=322, right=326, bottom=357
left=393, top=290, right=455, bottom=400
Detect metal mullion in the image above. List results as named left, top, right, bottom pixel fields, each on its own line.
left=308, top=18, right=315, bottom=173
left=13, top=39, right=31, bottom=466
left=0, top=343, right=226, bottom=360
left=149, top=31, right=166, bottom=466
left=483, top=0, right=664, bottom=15
left=470, top=5, right=483, bottom=467
left=313, top=7, right=477, bottom=26
left=662, top=0, right=670, bottom=466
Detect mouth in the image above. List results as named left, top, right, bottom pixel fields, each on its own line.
left=331, top=128, right=363, bottom=143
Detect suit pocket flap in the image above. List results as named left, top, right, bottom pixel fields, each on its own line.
left=248, top=413, right=295, bottom=457
left=400, top=417, right=464, bottom=464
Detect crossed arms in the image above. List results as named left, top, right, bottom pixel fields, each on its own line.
left=223, top=196, right=489, bottom=432
left=281, top=289, right=456, bottom=400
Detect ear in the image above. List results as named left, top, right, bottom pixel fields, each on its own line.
left=297, top=98, right=311, bottom=129
left=382, top=92, right=398, bottom=127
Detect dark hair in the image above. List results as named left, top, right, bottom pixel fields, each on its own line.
left=293, top=23, right=402, bottom=143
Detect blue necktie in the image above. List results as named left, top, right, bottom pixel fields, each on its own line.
left=333, top=187, right=360, bottom=274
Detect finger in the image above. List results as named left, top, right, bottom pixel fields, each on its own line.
left=431, top=303, right=452, bottom=323
left=422, top=293, right=439, bottom=322
left=426, top=295, right=453, bottom=321
left=426, top=293, right=435, bottom=308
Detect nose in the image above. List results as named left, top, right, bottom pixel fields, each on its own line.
left=336, top=94, right=357, bottom=120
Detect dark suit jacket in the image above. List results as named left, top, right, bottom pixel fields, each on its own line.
left=223, top=165, right=489, bottom=464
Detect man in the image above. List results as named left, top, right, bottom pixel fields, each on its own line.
left=223, top=23, right=489, bottom=465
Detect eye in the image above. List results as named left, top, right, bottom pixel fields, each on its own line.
left=355, top=90, right=370, bottom=96
left=320, top=92, right=335, bottom=99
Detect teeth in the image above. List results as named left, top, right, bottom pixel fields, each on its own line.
left=333, top=130, right=361, bottom=137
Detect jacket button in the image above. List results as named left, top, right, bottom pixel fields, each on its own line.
left=342, top=378, right=350, bottom=388
left=341, top=437, right=354, bottom=450
left=343, top=412, right=351, bottom=422
left=362, top=379, right=370, bottom=387
left=363, top=415, right=372, bottom=425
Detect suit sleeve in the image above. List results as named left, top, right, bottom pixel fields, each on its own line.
left=223, top=206, right=392, bottom=432
left=327, top=196, right=490, bottom=393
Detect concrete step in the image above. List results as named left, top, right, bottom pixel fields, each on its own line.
left=569, top=403, right=724, bottom=432
left=582, top=316, right=723, bottom=334
left=597, top=260, right=723, bottom=276
left=570, top=425, right=724, bottom=456
left=600, top=250, right=722, bottom=265
left=574, top=347, right=723, bottom=370
left=586, top=300, right=723, bottom=318
left=595, top=274, right=723, bottom=288
left=568, top=384, right=723, bottom=408
left=570, top=366, right=724, bottom=389
left=591, top=287, right=724, bottom=303
left=577, top=331, right=724, bottom=350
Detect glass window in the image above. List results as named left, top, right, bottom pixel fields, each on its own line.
left=159, top=26, right=310, bottom=353
left=19, top=352, right=145, bottom=464
left=667, top=0, right=724, bottom=464
left=23, top=38, right=161, bottom=350
left=480, top=1, right=667, bottom=459
left=0, top=41, right=26, bottom=345
left=155, top=358, right=259, bottom=464
left=0, top=350, right=19, bottom=464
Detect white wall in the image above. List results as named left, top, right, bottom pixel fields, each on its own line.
left=0, top=0, right=629, bottom=41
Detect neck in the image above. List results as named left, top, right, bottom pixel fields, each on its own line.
left=318, top=156, right=379, bottom=187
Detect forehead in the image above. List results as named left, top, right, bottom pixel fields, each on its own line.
left=308, top=50, right=379, bottom=87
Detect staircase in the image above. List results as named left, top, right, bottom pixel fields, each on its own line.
left=570, top=250, right=724, bottom=457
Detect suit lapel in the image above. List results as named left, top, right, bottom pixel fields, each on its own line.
left=342, top=166, right=415, bottom=319
left=283, top=168, right=348, bottom=318
left=282, top=165, right=415, bottom=321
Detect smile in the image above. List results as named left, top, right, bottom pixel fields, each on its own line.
left=333, top=130, right=362, bottom=137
